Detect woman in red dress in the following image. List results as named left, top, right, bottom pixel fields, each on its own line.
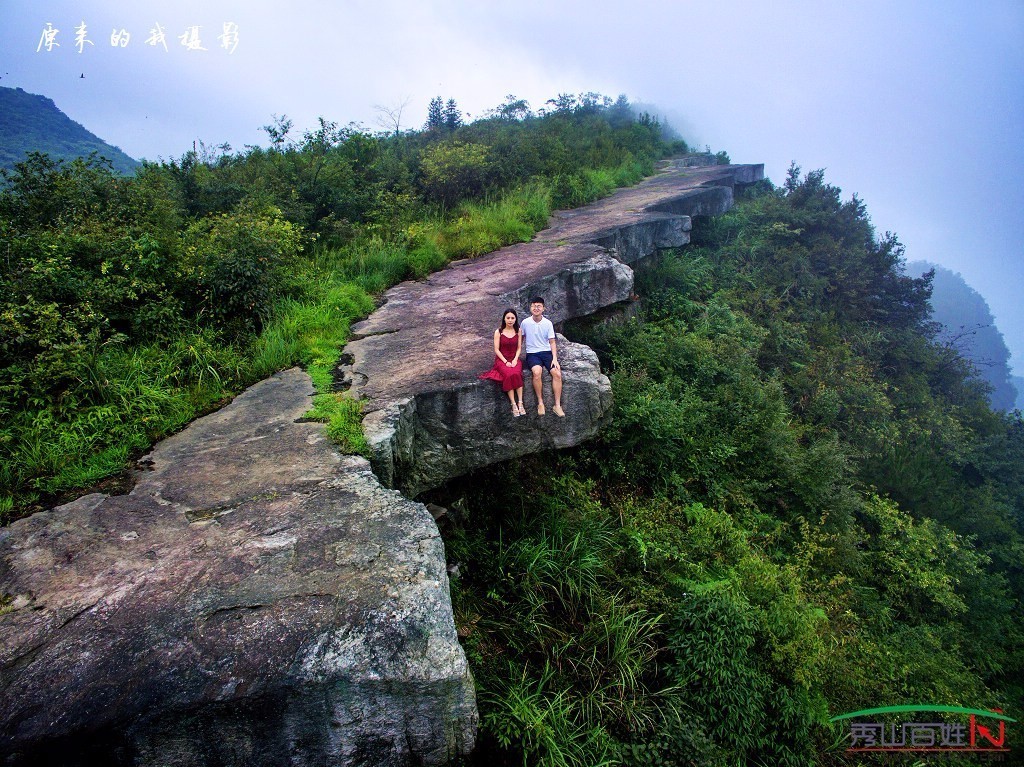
left=479, top=308, right=526, bottom=417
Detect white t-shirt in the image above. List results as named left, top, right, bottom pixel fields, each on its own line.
left=522, top=316, right=555, bottom=354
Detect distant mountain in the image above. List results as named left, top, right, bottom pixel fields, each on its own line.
left=908, top=260, right=1018, bottom=411
left=0, top=86, right=138, bottom=176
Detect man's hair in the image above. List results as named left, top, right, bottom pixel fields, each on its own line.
left=529, top=296, right=545, bottom=306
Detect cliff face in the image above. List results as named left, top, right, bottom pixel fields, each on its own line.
left=0, top=159, right=761, bottom=766
left=0, top=369, right=476, bottom=766
left=906, top=260, right=1019, bottom=411
left=342, top=161, right=764, bottom=497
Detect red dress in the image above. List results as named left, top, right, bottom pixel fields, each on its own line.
left=479, top=331, right=524, bottom=391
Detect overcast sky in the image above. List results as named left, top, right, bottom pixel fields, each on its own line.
left=2, top=0, right=1023, bottom=375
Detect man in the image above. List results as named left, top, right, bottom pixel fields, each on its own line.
left=521, top=296, right=564, bottom=417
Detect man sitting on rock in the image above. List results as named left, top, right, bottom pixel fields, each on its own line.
left=522, top=296, right=565, bottom=417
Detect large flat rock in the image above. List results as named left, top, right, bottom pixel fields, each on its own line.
left=0, top=158, right=762, bottom=766
left=342, top=161, right=763, bottom=496
left=0, top=369, right=476, bottom=766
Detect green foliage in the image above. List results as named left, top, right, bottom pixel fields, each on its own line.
left=419, top=140, right=492, bottom=207
left=441, top=166, right=1024, bottom=766
left=484, top=663, right=610, bottom=767
left=665, top=589, right=817, bottom=765
left=0, top=154, right=182, bottom=411
left=430, top=183, right=551, bottom=258
left=858, top=495, right=986, bottom=622
left=1, top=91, right=671, bottom=517
left=181, top=203, right=305, bottom=332
left=550, top=159, right=649, bottom=209
left=443, top=473, right=664, bottom=766
left=1, top=330, right=242, bottom=515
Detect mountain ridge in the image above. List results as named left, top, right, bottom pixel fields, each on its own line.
left=907, top=259, right=1018, bottom=411
left=0, top=85, right=139, bottom=176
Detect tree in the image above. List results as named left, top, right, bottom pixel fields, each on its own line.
left=300, top=117, right=352, bottom=185
left=545, top=93, right=577, bottom=113
left=494, top=94, right=531, bottom=121
left=609, top=94, right=632, bottom=128
left=261, top=114, right=294, bottom=148
left=425, top=96, right=445, bottom=133
left=418, top=140, right=490, bottom=207
left=373, top=96, right=411, bottom=137
left=444, top=99, right=463, bottom=133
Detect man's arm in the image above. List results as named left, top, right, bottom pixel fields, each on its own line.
left=548, top=332, right=558, bottom=367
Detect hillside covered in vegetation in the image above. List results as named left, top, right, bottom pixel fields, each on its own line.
left=907, top=260, right=1019, bottom=411
left=1, top=91, right=1021, bottom=766
left=437, top=168, right=1024, bottom=765
left=0, top=85, right=139, bottom=176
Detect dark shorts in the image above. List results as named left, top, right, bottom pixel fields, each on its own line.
left=525, top=351, right=553, bottom=371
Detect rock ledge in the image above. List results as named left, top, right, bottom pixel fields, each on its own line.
left=343, top=160, right=763, bottom=496
left=1, top=369, right=476, bottom=766
left=0, top=158, right=762, bottom=766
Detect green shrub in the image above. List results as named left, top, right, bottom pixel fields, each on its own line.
left=407, top=241, right=448, bottom=278
left=418, top=140, right=492, bottom=207
left=180, top=202, right=305, bottom=332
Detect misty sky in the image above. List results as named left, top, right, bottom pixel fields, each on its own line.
left=2, top=0, right=1023, bottom=374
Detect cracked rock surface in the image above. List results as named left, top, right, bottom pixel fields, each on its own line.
left=0, top=158, right=761, bottom=766
left=0, top=369, right=476, bottom=766
left=342, top=160, right=763, bottom=496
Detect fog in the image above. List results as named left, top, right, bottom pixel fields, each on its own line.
left=2, top=0, right=1021, bottom=373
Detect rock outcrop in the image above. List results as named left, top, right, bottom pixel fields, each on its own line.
left=0, top=369, right=476, bottom=766
left=343, top=161, right=763, bottom=497
left=0, top=158, right=762, bottom=766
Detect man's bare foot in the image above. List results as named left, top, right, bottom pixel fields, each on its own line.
left=537, top=403, right=546, bottom=416
left=552, top=405, right=565, bottom=417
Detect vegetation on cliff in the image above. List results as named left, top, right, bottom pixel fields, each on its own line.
left=438, top=169, right=1024, bottom=766
left=4, top=88, right=1020, bottom=766
left=0, top=92, right=673, bottom=519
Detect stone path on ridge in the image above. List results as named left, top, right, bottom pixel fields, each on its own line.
left=342, top=159, right=763, bottom=495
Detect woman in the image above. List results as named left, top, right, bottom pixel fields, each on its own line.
left=478, top=308, right=526, bottom=416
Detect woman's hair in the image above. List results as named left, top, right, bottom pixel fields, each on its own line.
left=498, top=308, right=520, bottom=333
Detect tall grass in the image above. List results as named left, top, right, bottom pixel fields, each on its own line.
left=415, top=182, right=552, bottom=260
left=244, top=269, right=377, bottom=458
left=550, top=157, right=651, bottom=209
left=484, top=662, right=612, bottom=767
left=445, top=473, right=663, bottom=766
left=1, top=332, right=241, bottom=516
left=1, top=271, right=378, bottom=519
